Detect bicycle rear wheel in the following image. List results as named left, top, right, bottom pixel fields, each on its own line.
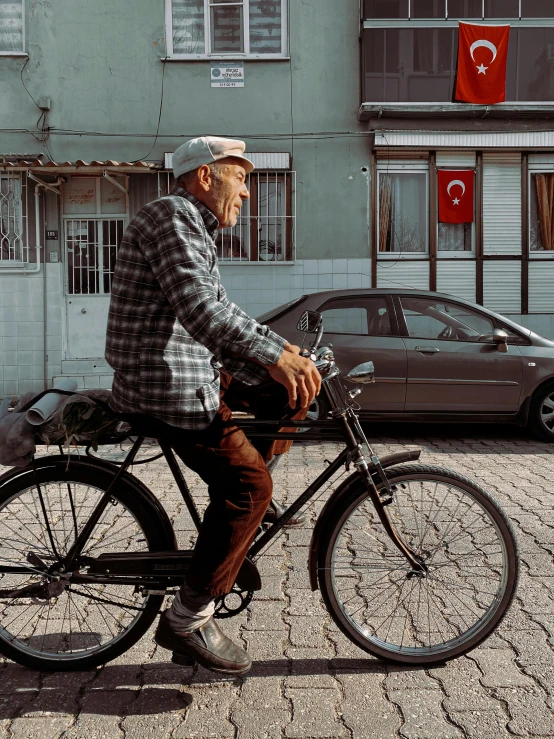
left=318, top=464, right=519, bottom=665
left=0, top=459, right=174, bottom=671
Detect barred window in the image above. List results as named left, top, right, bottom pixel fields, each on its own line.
left=0, top=174, right=25, bottom=262
left=168, top=0, right=286, bottom=57
left=0, top=0, right=24, bottom=53
left=215, top=171, right=295, bottom=262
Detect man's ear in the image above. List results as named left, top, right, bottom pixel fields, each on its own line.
left=197, top=164, right=212, bottom=192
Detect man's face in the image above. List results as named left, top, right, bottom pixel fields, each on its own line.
left=205, top=161, right=250, bottom=229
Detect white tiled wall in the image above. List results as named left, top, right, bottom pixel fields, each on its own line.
left=219, top=258, right=372, bottom=318
left=0, top=264, right=64, bottom=400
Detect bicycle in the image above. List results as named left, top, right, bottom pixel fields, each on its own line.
left=0, top=310, right=519, bottom=671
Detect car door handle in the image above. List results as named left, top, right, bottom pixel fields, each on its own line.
left=415, top=346, right=440, bottom=354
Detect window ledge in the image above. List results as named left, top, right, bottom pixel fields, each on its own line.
left=437, top=253, right=475, bottom=259
left=377, top=254, right=428, bottom=260
left=218, top=260, right=295, bottom=266
left=360, top=102, right=554, bottom=121
left=163, top=55, right=290, bottom=62
left=529, top=253, right=554, bottom=259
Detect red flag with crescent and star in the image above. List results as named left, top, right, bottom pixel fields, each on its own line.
left=455, top=22, right=510, bottom=104
left=438, top=170, right=475, bottom=224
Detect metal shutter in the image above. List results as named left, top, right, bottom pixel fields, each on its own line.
left=436, top=151, right=476, bottom=168
left=482, top=153, right=522, bottom=256
left=483, top=261, right=521, bottom=314
left=436, top=261, right=477, bottom=303
left=529, top=262, right=554, bottom=314
left=376, top=261, right=430, bottom=291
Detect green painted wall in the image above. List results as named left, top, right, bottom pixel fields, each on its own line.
left=0, top=0, right=370, bottom=259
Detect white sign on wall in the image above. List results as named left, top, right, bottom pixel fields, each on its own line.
left=210, top=62, right=244, bottom=88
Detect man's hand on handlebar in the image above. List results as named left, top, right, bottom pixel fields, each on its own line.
left=267, top=343, right=322, bottom=410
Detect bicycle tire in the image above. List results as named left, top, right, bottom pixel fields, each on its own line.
left=317, top=464, right=519, bottom=665
left=0, top=459, right=175, bottom=671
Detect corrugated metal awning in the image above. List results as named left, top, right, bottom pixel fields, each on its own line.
left=373, top=130, right=554, bottom=150
left=164, top=151, right=291, bottom=171
left=0, top=159, right=161, bottom=174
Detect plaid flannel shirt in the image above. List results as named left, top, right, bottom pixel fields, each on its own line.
left=105, top=187, right=286, bottom=429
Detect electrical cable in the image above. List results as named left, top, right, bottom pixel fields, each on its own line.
left=130, top=58, right=167, bottom=163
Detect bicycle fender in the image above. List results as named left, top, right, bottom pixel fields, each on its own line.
left=0, top=455, right=177, bottom=550
left=307, top=450, right=421, bottom=591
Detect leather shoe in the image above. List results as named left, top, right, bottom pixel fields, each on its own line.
left=154, top=611, right=251, bottom=675
left=262, top=498, right=306, bottom=527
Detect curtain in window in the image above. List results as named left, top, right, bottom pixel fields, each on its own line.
left=0, top=0, right=23, bottom=53
left=535, top=173, right=554, bottom=251
left=438, top=222, right=472, bottom=251
left=379, top=174, right=393, bottom=251
left=172, top=0, right=205, bottom=54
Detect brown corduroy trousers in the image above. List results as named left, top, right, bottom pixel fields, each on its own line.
left=123, top=373, right=304, bottom=597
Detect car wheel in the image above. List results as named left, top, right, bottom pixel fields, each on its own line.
left=306, top=394, right=330, bottom=422
left=529, top=382, right=554, bottom=442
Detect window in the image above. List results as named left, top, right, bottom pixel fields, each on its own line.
left=215, top=171, right=295, bottom=262
left=0, top=174, right=24, bottom=262
left=167, top=0, right=286, bottom=57
left=63, top=176, right=127, bottom=294
left=319, top=297, right=392, bottom=335
left=378, top=170, right=428, bottom=254
left=0, top=0, right=23, bottom=54
left=363, top=2, right=554, bottom=102
left=400, top=296, right=494, bottom=340
left=364, top=0, right=551, bottom=18
left=529, top=171, right=554, bottom=255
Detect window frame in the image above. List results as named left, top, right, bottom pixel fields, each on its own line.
left=436, top=166, right=476, bottom=258
left=376, top=163, right=429, bottom=260
left=215, top=169, right=296, bottom=263
left=528, top=164, right=554, bottom=258
left=165, top=0, right=288, bottom=59
left=0, top=173, right=26, bottom=266
left=0, top=0, right=26, bottom=56
left=363, top=0, right=554, bottom=20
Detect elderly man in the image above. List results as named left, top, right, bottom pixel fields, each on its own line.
left=105, top=136, right=321, bottom=676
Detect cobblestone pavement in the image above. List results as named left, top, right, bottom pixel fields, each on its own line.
left=1, top=425, right=554, bottom=739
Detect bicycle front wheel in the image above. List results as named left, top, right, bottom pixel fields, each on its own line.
left=318, top=464, right=519, bottom=665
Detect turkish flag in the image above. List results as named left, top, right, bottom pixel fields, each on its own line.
left=438, top=170, right=475, bottom=224
left=455, top=22, right=510, bottom=104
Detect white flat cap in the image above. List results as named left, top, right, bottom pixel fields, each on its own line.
left=172, top=136, right=255, bottom=178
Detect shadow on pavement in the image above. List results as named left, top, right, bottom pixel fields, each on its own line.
left=0, top=656, right=425, bottom=715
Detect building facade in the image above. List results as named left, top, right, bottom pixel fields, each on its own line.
left=0, top=0, right=553, bottom=397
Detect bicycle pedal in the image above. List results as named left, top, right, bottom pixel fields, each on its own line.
left=380, top=495, right=394, bottom=506
left=171, top=652, right=196, bottom=666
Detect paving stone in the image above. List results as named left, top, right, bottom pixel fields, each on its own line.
left=284, top=686, right=346, bottom=738
left=448, top=709, right=510, bottom=738
left=496, top=686, right=554, bottom=737
left=388, top=689, right=462, bottom=739
left=285, top=615, right=330, bottom=649
left=231, top=677, right=290, bottom=739
left=172, top=682, right=239, bottom=738
left=9, top=716, right=73, bottom=738
left=245, top=601, right=286, bottom=631
left=430, top=657, right=502, bottom=712
left=471, top=649, right=535, bottom=688
left=340, top=672, right=402, bottom=739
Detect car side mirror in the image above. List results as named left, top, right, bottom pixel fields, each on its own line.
left=296, top=310, right=322, bottom=334
left=493, top=329, right=509, bottom=353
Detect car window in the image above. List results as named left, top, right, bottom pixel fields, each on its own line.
left=319, top=297, right=392, bottom=335
left=321, top=306, right=368, bottom=334
left=400, top=297, right=494, bottom=341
